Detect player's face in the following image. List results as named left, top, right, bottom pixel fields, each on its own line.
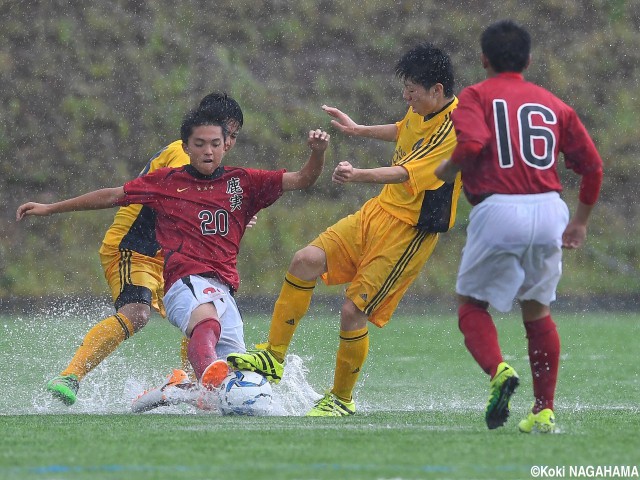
left=224, top=120, right=241, bottom=152
left=402, top=80, right=439, bottom=116
left=183, top=124, right=226, bottom=175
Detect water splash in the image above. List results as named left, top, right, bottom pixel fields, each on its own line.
left=270, top=354, right=322, bottom=416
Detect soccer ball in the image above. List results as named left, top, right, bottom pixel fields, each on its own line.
left=217, top=370, right=273, bottom=416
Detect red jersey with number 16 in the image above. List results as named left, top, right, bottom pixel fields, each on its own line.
left=117, top=164, right=284, bottom=292
left=451, top=72, right=602, bottom=205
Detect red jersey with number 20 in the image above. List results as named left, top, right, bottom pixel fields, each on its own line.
left=117, top=164, right=284, bottom=292
left=451, top=72, right=602, bottom=205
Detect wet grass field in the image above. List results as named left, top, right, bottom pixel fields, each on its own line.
left=1, top=306, right=638, bottom=479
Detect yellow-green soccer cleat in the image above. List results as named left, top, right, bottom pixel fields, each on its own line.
left=485, top=362, right=520, bottom=429
left=46, top=374, right=80, bottom=406
left=306, top=392, right=356, bottom=417
left=226, top=349, right=284, bottom=384
left=518, top=408, right=556, bottom=433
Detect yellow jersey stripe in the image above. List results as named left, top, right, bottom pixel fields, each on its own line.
left=364, top=230, right=429, bottom=314
left=397, top=115, right=453, bottom=166
left=118, top=250, right=133, bottom=293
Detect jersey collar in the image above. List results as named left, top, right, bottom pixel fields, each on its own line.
left=424, top=96, right=457, bottom=121
left=185, top=164, right=225, bottom=180
left=495, top=72, right=524, bottom=81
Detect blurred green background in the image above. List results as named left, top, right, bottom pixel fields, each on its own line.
left=1, top=1, right=638, bottom=306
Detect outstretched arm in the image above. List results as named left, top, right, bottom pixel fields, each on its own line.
left=332, top=161, right=408, bottom=185
left=16, top=187, right=126, bottom=221
left=322, top=105, right=397, bottom=142
left=282, top=129, right=330, bottom=191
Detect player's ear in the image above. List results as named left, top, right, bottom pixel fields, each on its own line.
left=481, top=53, right=490, bottom=69
left=182, top=142, right=189, bottom=154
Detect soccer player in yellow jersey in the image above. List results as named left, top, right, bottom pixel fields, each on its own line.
left=46, top=93, right=244, bottom=405
left=228, top=43, right=462, bottom=416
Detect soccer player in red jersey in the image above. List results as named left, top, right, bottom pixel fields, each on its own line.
left=435, top=20, right=603, bottom=432
left=42, top=93, right=246, bottom=407
left=17, top=108, right=330, bottom=403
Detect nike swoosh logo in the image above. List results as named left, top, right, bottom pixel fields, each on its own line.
left=177, top=187, right=189, bottom=192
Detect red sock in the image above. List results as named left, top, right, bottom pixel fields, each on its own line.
left=524, top=315, right=560, bottom=413
left=458, top=303, right=503, bottom=377
left=187, top=318, right=221, bottom=380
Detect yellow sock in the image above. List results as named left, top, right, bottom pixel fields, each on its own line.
left=61, top=313, right=134, bottom=381
left=180, top=337, right=196, bottom=380
left=266, top=271, right=315, bottom=363
left=332, top=326, right=369, bottom=402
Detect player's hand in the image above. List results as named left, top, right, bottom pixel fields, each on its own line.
left=562, top=220, right=587, bottom=249
left=322, top=105, right=359, bottom=136
left=246, top=215, right=258, bottom=229
left=434, top=159, right=459, bottom=183
left=307, top=129, right=330, bottom=152
left=332, top=161, right=356, bottom=184
left=16, top=202, right=51, bottom=221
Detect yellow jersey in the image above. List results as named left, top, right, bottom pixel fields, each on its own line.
left=377, top=98, right=461, bottom=232
left=99, top=140, right=188, bottom=257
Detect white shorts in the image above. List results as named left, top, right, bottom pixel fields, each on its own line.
left=164, top=275, right=246, bottom=359
left=456, top=192, right=570, bottom=312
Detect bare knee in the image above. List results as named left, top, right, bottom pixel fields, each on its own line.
left=118, top=303, right=151, bottom=332
left=520, top=300, right=550, bottom=323
left=289, top=245, right=326, bottom=281
left=340, top=300, right=368, bottom=331
left=186, top=302, right=220, bottom=338
left=457, top=294, right=488, bottom=309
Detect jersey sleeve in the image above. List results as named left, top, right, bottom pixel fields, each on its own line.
left=450, top=86, right=492, bottom=165
left=560, top=109, right=603, bottom=205
left=116, top=170, right=164, bottom=207
left=560, top=109, right=603, bottom=175
left=402, top=145, right=457, bottom=193
left=245, top=168, right=286, bottom=213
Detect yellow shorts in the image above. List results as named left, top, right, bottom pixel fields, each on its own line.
left=310, top=198, right=438, bottom=328
left=99, top=245, right=166, bottom=317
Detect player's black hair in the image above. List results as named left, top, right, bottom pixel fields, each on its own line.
left=395, top=43, right=455, bottom=97
left=198, top=92, right=244, bottom=128
left=481, top=20, right=531, bottom=73
left=180, top=108, right=227, bottom=143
